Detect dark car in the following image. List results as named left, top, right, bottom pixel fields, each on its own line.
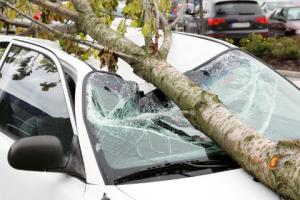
left=184, top=0, right=268, bottom=40
left=268, top=6, right=300, bottom=36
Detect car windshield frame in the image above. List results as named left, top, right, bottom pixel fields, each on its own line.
left=82, top=71, right=234, bottom=185
left=82, top=48, right=300, bottom=185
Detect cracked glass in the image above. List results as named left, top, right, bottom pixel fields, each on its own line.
left=84, top=72, right=226, bottom=181
left=84, top=49, right=300, bottom=184
left=187, top=50, right=300, bottom=140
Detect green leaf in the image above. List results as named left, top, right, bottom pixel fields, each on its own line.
left=130, top=20, right=138, bottom=27
left=141, top=22, right=151, bottom=38
left=81, top=52, right=90, bottom=61
left=117, top=19, right=127, bottom=35
left=79, top=32, right=86, bottom=40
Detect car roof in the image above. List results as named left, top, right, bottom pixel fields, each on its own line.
left=0, top=35, right=93, bottom=80
left=0, top=30, right=232, bottom=93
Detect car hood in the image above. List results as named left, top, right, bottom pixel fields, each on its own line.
left=117, top=169, right=279, bottom=200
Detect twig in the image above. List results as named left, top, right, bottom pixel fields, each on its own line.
left=29, top=0, right=79, bottom=21
left=0, top=0, right=138, bottom=64
left=170, top=0, right=187, bottom=28
left=153, top=0, right=168, bottom=26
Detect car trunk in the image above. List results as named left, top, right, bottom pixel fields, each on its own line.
left=209, top=1, right=267, bottom=31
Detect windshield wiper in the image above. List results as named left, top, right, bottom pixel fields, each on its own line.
left=114, top=159, right=238, bottom=184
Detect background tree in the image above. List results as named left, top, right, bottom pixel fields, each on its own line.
left=1, top=1, right=300, bottom=199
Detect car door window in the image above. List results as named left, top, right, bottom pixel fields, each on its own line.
left=0, top=45, right=73, bottom=153
left=277, top=8, right=287, bottom=20
left=0, top=42, right=9, bottom=60
left=270, top=9, right=281, bottom=20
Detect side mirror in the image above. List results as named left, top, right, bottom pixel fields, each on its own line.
left=8, top=136, right=67, bottom=171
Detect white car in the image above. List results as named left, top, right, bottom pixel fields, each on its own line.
left=0, top=31, right=299, bottom=200
left=259, top=0, right=298, bottom=17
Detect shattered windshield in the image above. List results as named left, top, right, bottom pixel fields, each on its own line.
left=186, top=50, right=300, bottom=140
left=83, top=72, right=228, bottom=184
left=83, top=49, right=300, bottom=184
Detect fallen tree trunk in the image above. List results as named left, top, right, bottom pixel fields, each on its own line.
left=134, top=58, right=300, bottom=200
left=3, top=0, right=300, bottom=199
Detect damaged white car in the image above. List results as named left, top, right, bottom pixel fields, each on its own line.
left=0, top=32, right=299, bottom=200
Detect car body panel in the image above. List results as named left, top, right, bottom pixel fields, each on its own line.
left=0, top=38, right=86, bottom=200
left=82, top=185, right=134, bottom=200
left=92, top=26, right=230, bottom=93
left=287, top=20, right=300, bottom=30
left=0, top=34, right=283, bottom=200
left=117, top=169, right=279, bottom=200
left=0, top=36, right=103, bottom=185
left=269, top=6, right=300, bottom=36
left=184, top=0, right=268, bottom=39
left=0, top=132, right=86, bottom=200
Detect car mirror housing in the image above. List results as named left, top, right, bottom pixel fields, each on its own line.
left=8, top=136, right=68, bottom=171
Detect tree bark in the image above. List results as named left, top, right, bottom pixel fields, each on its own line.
left=4, top=1, right=300, bottom=199
left=133, top=58, right=300, bottom=200
left=198, top=0, right=204, bottom=34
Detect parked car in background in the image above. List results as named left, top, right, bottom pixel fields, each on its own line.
left=184, top=0, right=268, bottom=40
left=169, top=0, right=198, bottom=31
left=269, top=6, right=300, bottom=36
left=260, top=0, right=298, bottom=17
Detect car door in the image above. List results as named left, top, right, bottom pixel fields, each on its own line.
left=0, top=41, right=86, bottom=200
left=269, top=8, right=287, bottom=36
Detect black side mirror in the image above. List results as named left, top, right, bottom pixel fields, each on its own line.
left=8, top=136, right=68, bottom=171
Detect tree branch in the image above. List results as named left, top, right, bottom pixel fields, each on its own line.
left=18, top=27, right=35, bottom=36
left=153, top=0, right=168, bottom=26
left=0, top=14, right=31, bottom=28
left=152, top=0, right=172, bottom=59
left=70, top=0, right=146, bottom=57
left=0, top=0, right=138, bottom=64
left=29, top=0, right=79, bottom=21
left=159, top=26, right=172, bottom=59
left=143, top=0, right=152, bottom=48
left=170, top=0, right=186, bottom=28
left=0, top=11, right=78, bottom=35
left=0, top=2, right=79, bottom=34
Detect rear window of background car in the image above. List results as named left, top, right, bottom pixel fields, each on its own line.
left=215, top=1, right=263, bottom=16
left=287, top=7, right=300, bottom=20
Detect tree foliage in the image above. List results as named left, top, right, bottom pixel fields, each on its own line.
left=0, top=0, right=176, bottom=69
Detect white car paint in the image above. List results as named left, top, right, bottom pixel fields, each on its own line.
left=0, top=38, right=86, bottom=200
left=89, top=23, right=230, bottom=93
left=293, top=80, right=300, bottom=87
left=0, top=34, right=281, bottom=200
left=118, top=169, right=278, bottom=200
